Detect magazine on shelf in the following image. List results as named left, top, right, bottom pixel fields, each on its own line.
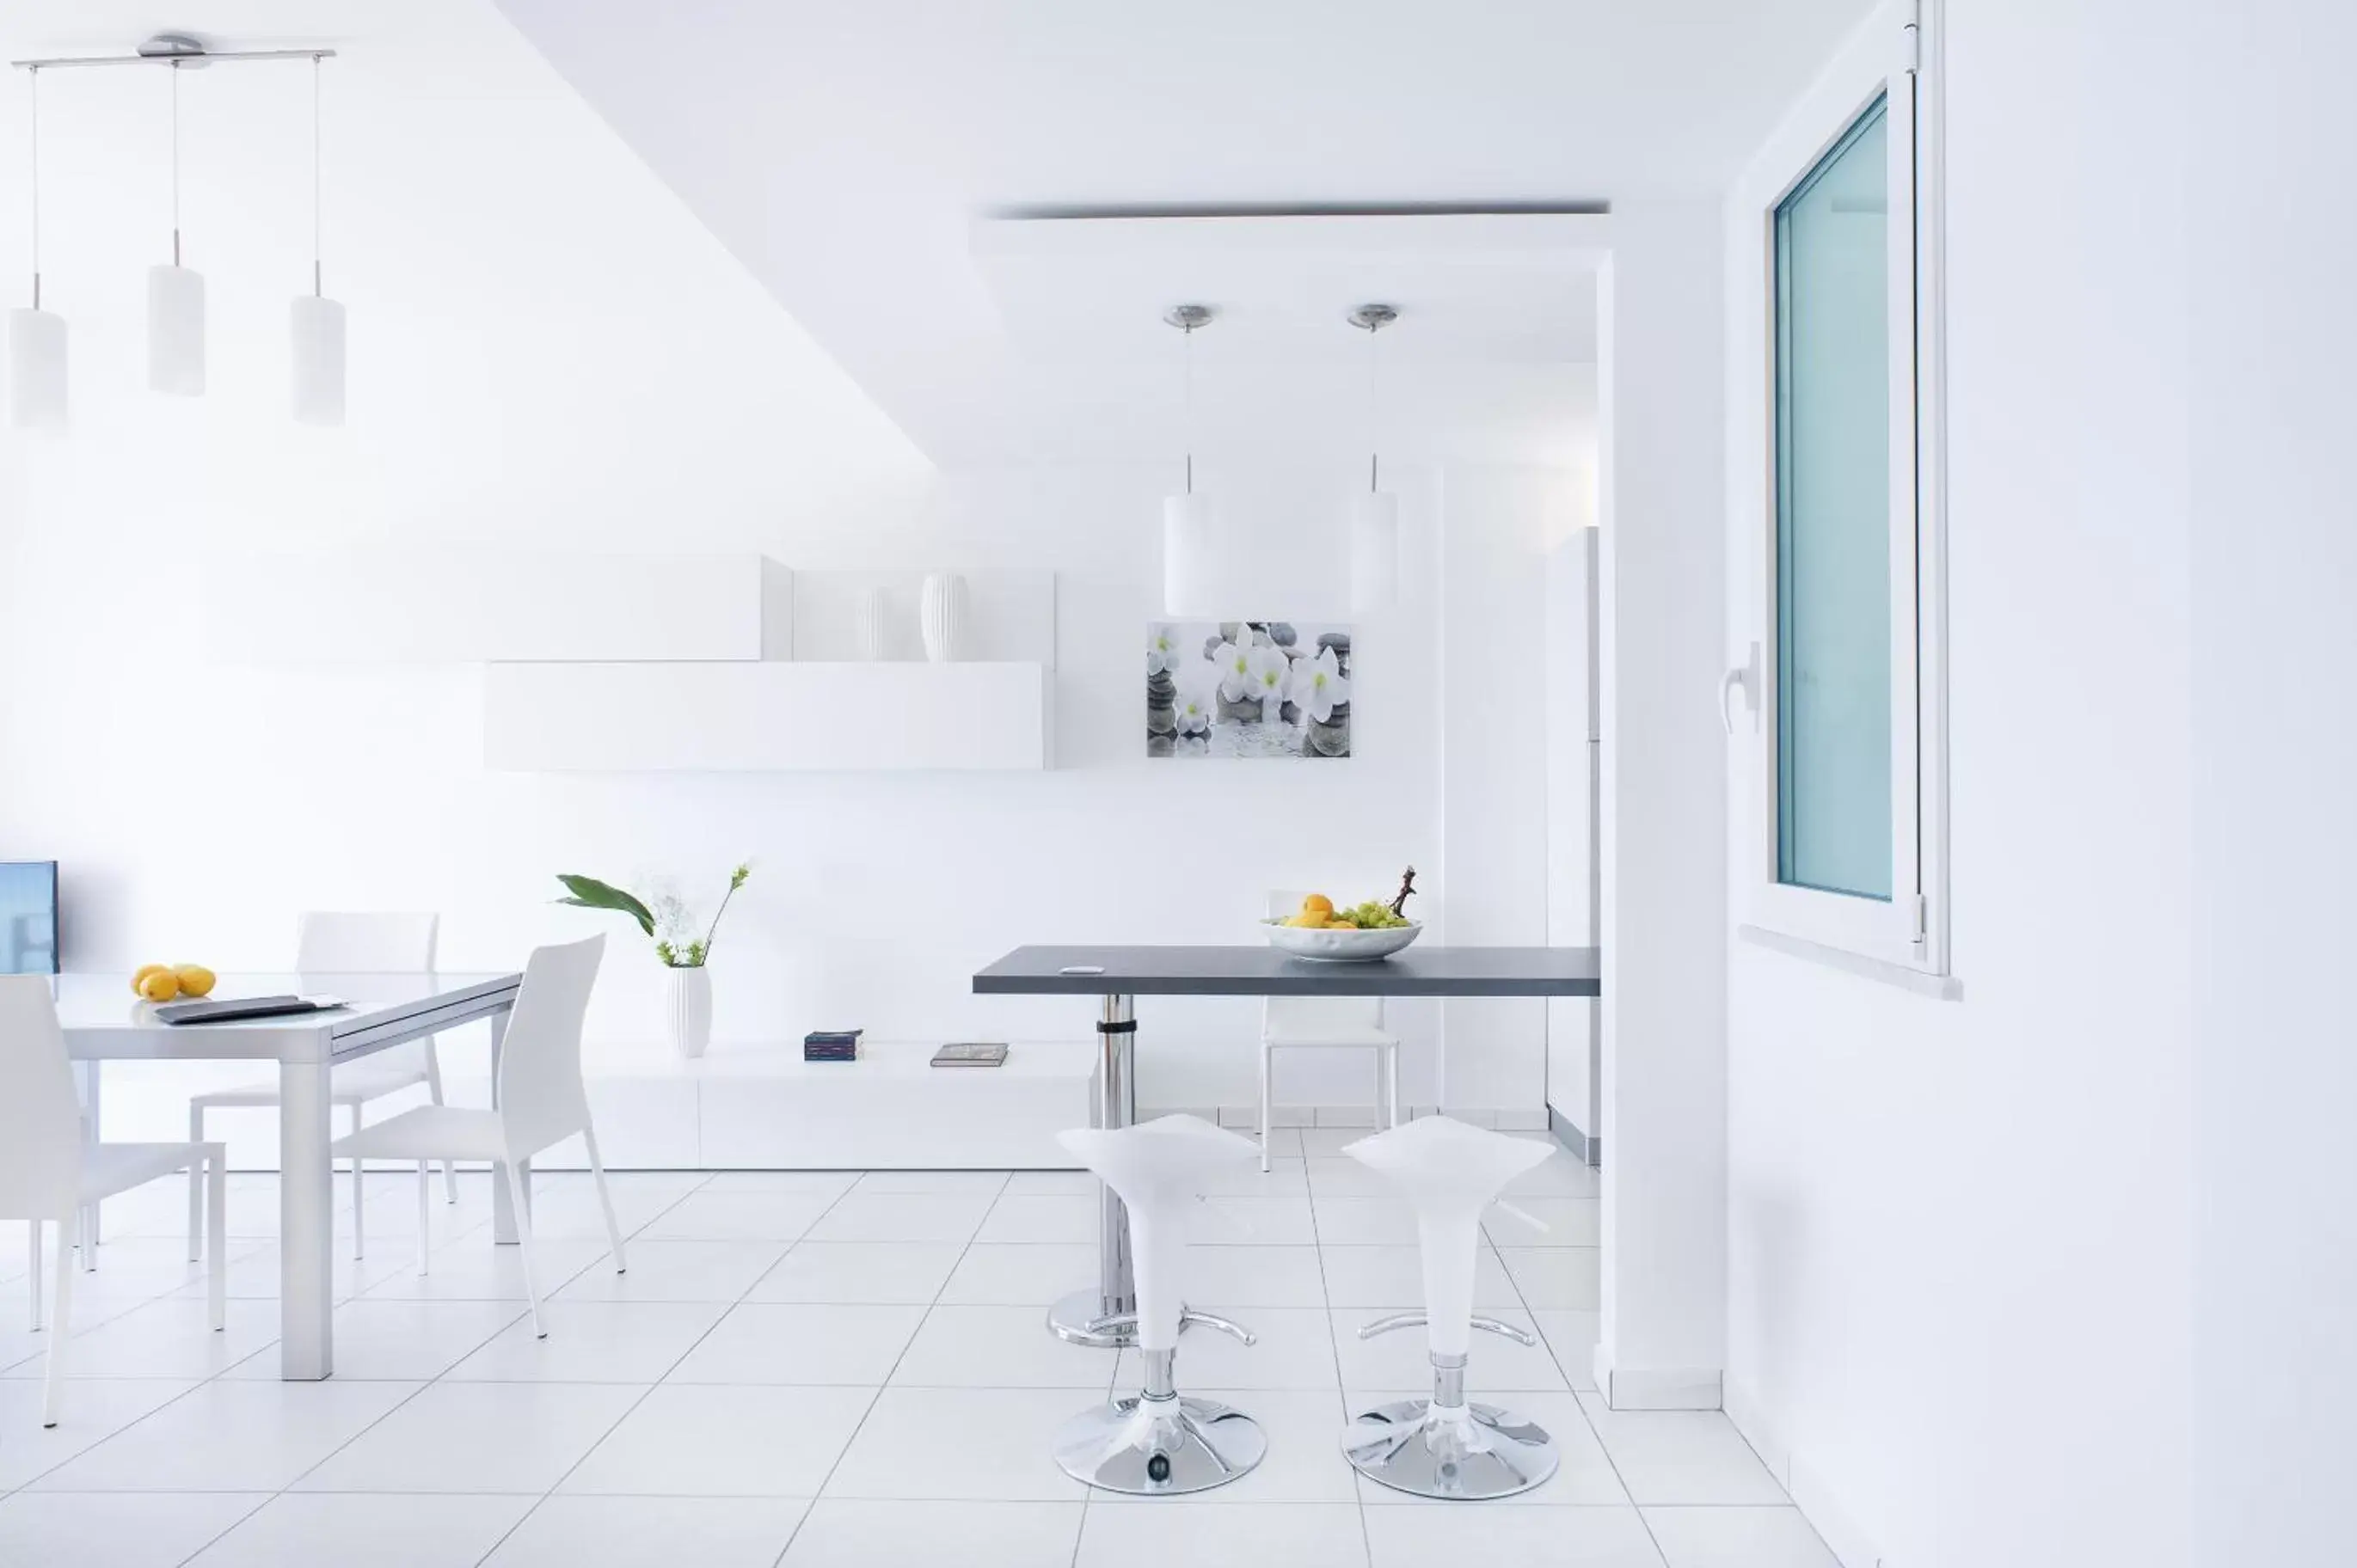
left=930, top=1042, right=1010, bottom=1068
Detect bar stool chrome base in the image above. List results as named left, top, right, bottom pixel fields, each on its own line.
left=1054, top=1392, right=1267, bottom=1495
left=1342, top=1396, right=1559, bottom=1500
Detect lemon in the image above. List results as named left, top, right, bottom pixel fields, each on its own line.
left=138, top=969, right=181, bottom=1003
left=173, top=964, right=216, bottom=999
left=132, top=963, right=171, bottom=995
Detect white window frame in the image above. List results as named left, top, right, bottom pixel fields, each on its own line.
left=1727, top=0, right=1948, bottom=975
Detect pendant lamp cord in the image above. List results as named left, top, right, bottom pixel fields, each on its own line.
left=1366, top=315, right=1381, bottom=494
left=1182, top=317, right=1196, bottom=497
left=26, top=65, right=38, bottom=309
left=310, top=53, right=322, bottom=296
left=169, top=61, right=181, bottom=266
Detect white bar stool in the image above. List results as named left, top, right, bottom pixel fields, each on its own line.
left=1338, top=1114, right=1560, bottom=1499
left=1052, top=1115, right=1267, bottom=1495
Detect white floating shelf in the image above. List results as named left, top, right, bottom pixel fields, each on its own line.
left=445, top=1041, right=1095, bottom=1170
left=693, top=1040, right=1095, bottom=1170
left=206, top=553, right=794, bottom=665
left=485, top=660, right=1052, bottom=771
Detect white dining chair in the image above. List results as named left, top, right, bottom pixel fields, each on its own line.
left=1260, top=889, right=1401, bottom=1171
left=330, top=934, right=623, bottom=1336
left=2, top=977, right=225, bottom=1429
left=186, top=911, right=456, bottom=1265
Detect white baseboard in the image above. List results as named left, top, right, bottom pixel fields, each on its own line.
left=1725, top=1375, right=1883, bottom=1568
left=1591, top=1350, right=1723, bottom=1411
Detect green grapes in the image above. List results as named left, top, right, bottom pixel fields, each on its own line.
left=1339, top=901, right=1410, bottom=929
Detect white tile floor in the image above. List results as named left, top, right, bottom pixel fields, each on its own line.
left=0, top=1134, right=1834, bottom=1567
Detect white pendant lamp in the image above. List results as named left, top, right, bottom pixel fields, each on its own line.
left=148, top=53, right=205, bottom=396
left=7, top=66, right=67, bottom=427
left=291, top=53, right=345, bottom=425
left=1348, top=303, right=1402, bottom=613
left=1162, top=303, right=1219, bottom=618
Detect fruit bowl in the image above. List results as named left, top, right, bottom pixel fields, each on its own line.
left=1260, top=918, right=1424, bottom=962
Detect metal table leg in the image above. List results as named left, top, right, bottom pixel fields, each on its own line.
left=1047, top=994, right=1140, bottom=1347
left=279, top=1057, right=335, bottom=1380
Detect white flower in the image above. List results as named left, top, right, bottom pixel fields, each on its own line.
left=1174, top=689, right=1211, bottom=735
left=1244, top=642, right=1289, bottom=705
left=1213, top=636, right=1257, bottom=701
left=1291, top=646, right=1349, bottom=724
left=1146, top=624, right=1184, bottom=676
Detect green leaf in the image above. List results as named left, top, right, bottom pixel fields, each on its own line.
left=555, top=873, right=657, bottom=938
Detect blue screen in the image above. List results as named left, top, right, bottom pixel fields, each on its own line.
left=0, top=861, right=59, bottom=975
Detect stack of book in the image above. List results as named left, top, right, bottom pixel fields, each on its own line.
left=803, top=1028, right=861, bottom=1063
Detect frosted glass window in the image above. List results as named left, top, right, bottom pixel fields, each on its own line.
left=1773, top=96, right=1893, bottom=902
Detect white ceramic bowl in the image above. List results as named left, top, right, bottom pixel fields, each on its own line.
left=1259, top=918, right=1423, bottom=962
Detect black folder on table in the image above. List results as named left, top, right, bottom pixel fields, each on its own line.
left=154, top=995, right=345, bottom=1026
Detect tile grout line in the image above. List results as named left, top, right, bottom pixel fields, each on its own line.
left=459, top=1170, right=733, bottom=1568
left=164, top=1171, right=719, bottom=1568
left=1491, top=1163, right=1671, bottom=1567
left=770, top=1170, right=1018, bottom=1568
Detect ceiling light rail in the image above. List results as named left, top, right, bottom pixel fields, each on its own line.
left=10, top=35, right=337, bottom=70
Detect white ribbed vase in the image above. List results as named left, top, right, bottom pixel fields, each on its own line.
left=856, top=585, right=888, bottom=661
left=664, top=965, right=712, bottom=1061
left=920, top=572, right=967, bottom=663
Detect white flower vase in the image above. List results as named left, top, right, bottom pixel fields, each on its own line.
left=664, top=966, right=712, bottom=1061
left=920, top=572, right=968, bottom=663
left=856, top=586, right=888, bottom=661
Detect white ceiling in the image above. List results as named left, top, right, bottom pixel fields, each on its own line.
left=4, top=2, right=1870, bottom=469
left=489, top=0, right=1870, bottom=466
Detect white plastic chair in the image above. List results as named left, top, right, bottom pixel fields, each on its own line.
left=1260, top=890, right=1400, bottom=1170
left=186, top=912, right=456, bottom=1265
left=329, top=934, right=623, bottom=1337
left=1337, top=1114, right=1560, bottom=1498
left=1, top=977, right=225, bottom=1429
left=1051, top=1114, right=1266, bottom=1495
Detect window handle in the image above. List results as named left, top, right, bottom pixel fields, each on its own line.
left=1721, top=642, right=1761, bottom=734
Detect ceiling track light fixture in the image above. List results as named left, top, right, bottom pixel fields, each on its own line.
left=1162, top=303, right=1219, bottom=618
left=1348, top=303, right=1403, bottom=613
left=5, top=33, right=344, bottom=426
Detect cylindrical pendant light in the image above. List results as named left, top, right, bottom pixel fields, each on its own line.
left=7, top=65, right=67, bottom=428
left=291, top=53, right=345, bottom=425
left=148, top=58, right=206, bottom=395
left=1348, top=303, right=1402, bottom=613
left=1161, top=303, right=1219, bottom=617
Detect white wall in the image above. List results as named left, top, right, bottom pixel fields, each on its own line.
left=1596, top=199, right=1730, bottom=1406
left=1721, top=3, right=2196, bottom=1565
left=0, top=3, right=1595, bottom=1146
left=2185, top=5, right=2357, bottom=1565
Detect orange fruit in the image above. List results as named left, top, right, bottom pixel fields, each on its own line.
left=1300, top=894, right=1335, bottom=916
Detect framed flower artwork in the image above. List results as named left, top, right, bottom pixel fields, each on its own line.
left=1146, top=621, right=1351, bottom=759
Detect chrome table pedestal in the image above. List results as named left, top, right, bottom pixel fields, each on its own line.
left=1047, top=995, right=1146, bottom=1348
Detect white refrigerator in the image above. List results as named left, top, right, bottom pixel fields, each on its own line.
left=1543, top=530, right=1601, bottom=1161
